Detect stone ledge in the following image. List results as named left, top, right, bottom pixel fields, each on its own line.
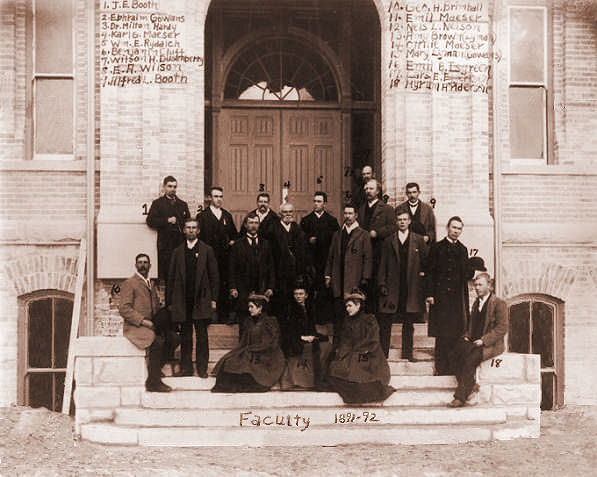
left=74, top=386, right=121, bottom=409
left=115, top=406, right=507, bottom=428
left=75, top=337, right=145, bottom=357
left=93, top=357, right=146, bottom=385
left=478, top=353, right=540, bottom=384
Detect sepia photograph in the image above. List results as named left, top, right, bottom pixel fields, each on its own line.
left=0, top=0, right=596, bottom=475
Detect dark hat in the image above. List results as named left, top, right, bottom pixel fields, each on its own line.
left=248, top=292, right=269, bottom=305
left=343, top=288, right=366, bottom=303
left=468, top=256, right=487, bottom=272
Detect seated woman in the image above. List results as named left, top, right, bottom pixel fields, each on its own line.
left=278, top=282, right=328, bottom=390
left=212, top=293, right=285, bottom=393
left=326, top=289, right=395, bottom=404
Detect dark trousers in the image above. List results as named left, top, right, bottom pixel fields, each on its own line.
left=453, top=340, right=483, bottom=401
left=398, top=312, right=422, bottom=359
left=147, top=335, right=165, bottom=385
left=147, top=308, right=179, bottom=383
left=180, top=319, right=209, bottom=374
left=434, top=336, right=459, bottom=375
left=332, top=297, right=346, bottom=338
left=376, top=313, right=394, bottom=358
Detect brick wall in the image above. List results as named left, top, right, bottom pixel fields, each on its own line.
left=0, top=245, right=81, bottom=406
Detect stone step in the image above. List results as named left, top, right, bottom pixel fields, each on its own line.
left=208, top=323, right=434, bottom=349
left=162, top=359, right=436, bottom=377
left=114, top=405, right=506, bottom=428
left=140, top=388, right=456, bottom=409
left=80, top=421, right=505, bottom=446
left=162, top=375, right=457, bottom=391
left=202, top=347, right=433, bottom=364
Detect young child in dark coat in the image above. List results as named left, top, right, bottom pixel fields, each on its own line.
left=279, top=283, right=328, bottom=390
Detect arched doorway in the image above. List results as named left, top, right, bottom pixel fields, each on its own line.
left=18, top=291, right=74, bottom=412
left=205, top=0, right=381, bottom=223
left=508, top=295, right=565, bottom=410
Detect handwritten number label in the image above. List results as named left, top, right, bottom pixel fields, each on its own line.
left=334, top=411, right=380, bottom=424
left=469, top=248, right=479, bottom=257
left=490, top=358, right=502, bottom=368
left=142, top=203, right=148, bottom=215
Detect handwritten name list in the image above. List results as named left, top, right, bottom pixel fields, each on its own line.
left=100, top=0, right=203, bottom=87
left=388, top=1, right=494, bottom=93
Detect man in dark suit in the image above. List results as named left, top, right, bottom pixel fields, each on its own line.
left=146, top=176, right=190, bottom=283
left=197, top=186, right=238, bottom=323
left=229, top=212, right=275, bottom=338
left=358, top=179, right=398, bottom=313
left=118, top=254, right=172, bottom=392
left=448, top=273, right=508, bottom=407
left=426, top=216, right=474, bottom=375
left=300, top=191, right=340, bottom=324
left=377, top=210, right=429, bottom=359
left=167, top=218, right=219, bottom=377
left=270, top=202, right=307, bottom=318
left=396, top=182, right=436, bottom=244
left=240, top=192, right=279, bottom=243
left=352, top=164, right=375, bottom=209
left=324, top=204, right=372, bottom=335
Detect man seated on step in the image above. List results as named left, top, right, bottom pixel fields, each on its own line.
left=118, top=253, right=177, bottom=393
left=448, top=273, right=508, bottom=407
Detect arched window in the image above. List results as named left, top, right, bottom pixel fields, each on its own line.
left=224, top=36, right=338, bottom=102
left=21, top=292, right=73, bottom=412
left=508, top=295, right=564, bottom=410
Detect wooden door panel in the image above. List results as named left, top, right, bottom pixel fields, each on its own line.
left=282, top=110, right=342, bottom=220
left=217, top=110, right=280, bottom=222
left=217, top=109, right=341, bottom=224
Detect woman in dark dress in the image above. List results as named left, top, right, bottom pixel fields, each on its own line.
left=212, top=293, right=285, bottom=392
left=327, top=290, right=395, bottom=404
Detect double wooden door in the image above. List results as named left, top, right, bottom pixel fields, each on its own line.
left=216, top=108, right=344, bottom=226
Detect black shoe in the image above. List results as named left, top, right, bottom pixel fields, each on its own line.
left=146, top=381, right=172, bottom=393
left=447, top=398, right=465, bottom=408
left=198, top=370, right=208, bottom=378
left=181, top=368, right=194, bottom=377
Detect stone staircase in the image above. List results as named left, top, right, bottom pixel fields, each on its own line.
left=74, top=324, right=541, bottom=446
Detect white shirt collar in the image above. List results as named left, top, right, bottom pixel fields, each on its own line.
left=246, top=234, right=258, bottom=245
left=367, top=198, right=379, bottom=207
left=186, top=239, right=198, bottom=249
left=343, top=221, right=359, bottom=234
left=478, top=293, right=491, bottom=311
left=314, top=210, right=324, bottom=219
left=398, top=229, right=409, bottom=243
left=409, top=201, right=419, bottom=209
left=210, top=205, right=222, bottom=220
left=135, top=272, right=151, bottom=288
left=257, top=209, right=270, bottom=221
left=280, top=220, right=292, bottom=232
left=446, top=237, right=458, bottom=244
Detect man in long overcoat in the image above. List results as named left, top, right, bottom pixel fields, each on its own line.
left=197, top=186, right=238, bottom=323
left=229, top=212, right=275, bottom=337
left=167, top=218, right=219, bottom=377
left=425, top=216, right=474, bottom=375
left=448, top=273, right=508, bottom=407
left=270, top=203, right=308, bottom=318
left=396, top=182, right=436, bottom=244
left=377, top=210, right=429, bottom=358
left=324, top=204, right=372, bottom=334
left=300, top=191, right=340, bottom=324
left=119, top=253, right=173, bottom=392
left=146, top=176, right=190, bottom=282
left=358, top=179, right=398, bottom=316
